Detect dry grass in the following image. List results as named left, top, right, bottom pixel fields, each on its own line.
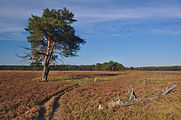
left=0, top=70, right=120, bottom=119
left=56, top=71, right=181, bottom=120
left=0, top=71, right=75, bottom=119
left=0, top=70, right=181, bottom=120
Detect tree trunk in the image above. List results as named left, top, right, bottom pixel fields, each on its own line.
left=41, top=50, right=54, bottom=82
left=41, top=37, right=51, bottom=82
left=41, top=38, right=55, bottom=82
left=41, top=63, right=50, bottom=82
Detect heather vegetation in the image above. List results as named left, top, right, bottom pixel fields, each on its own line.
left=0, top=71, right=75, bottom=119
left=0, top=71, right=122, bottom=119
left=54, top=71, right=181, bottom=120
left=1, top=71, right=180, bottom=119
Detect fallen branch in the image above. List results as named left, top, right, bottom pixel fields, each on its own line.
left=99, top=84, right=176, bottom=110
left=108, top=87, right=138, bottom=108
left=162, top=84, right=176, bottom=95
left=146, top=96, right=157, bottom=100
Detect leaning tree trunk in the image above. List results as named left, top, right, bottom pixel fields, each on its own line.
left=41, top=39, right=55, bottom=82
left=41, top=51, right=51, bottom=81
left=41, top=38, right=51, bottom=82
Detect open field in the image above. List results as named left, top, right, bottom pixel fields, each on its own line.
left=0, top=70, right=120, bottom=119
left=55, top=71, right=181, bottom=120
left=0, top=70, right=181, bottom=120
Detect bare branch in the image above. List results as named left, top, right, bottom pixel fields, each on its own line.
left=162, top=84, right=176, bottom=95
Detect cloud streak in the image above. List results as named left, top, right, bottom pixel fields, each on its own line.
left=76, top=7, right=181, bottom=23
left=1, top=0, right=181, bottom=41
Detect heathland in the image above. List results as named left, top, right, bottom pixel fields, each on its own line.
left=0, top=70, right=181, bottom=120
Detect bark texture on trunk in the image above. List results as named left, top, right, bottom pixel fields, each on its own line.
left=41, top=38, right=51, bottom=82
left=41, top=63, right=50, bottom=82
left=41, top=38, right=55, bottom=82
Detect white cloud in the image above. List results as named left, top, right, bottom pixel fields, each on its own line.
left=1, top=0, right=181, bottom=41
left=75, top=7, right=181, bottom=24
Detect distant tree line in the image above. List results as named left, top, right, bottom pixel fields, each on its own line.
left=0, top=61, right=125, bottom=71
left=1, top=62, right=181, bottom=71
left=127, top=66, right=181, bottom=71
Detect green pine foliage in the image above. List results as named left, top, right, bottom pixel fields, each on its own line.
left=23, top=8, right=85, bottom=81
left=25, top=8, right=85, bottom=63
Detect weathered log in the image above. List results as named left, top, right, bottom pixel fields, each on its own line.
left=120, top=99, right=136, bottom=105
left=102, top=85, right=177, bottom=110
left=146, top=96, right=157, bottom=100
left=162, top=84, right=176, bottom=95
left=108, top=88, right=138, bottom=108
left=146, top=84, right=176, bottom=100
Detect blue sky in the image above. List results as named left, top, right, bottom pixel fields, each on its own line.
left=0, top=0, right=181, bottom=67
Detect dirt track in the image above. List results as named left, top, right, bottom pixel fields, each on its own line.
left=0, top=71, right=75, bottom=119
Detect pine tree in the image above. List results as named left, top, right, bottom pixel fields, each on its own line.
left=25, top=8, right=85, bottom=81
